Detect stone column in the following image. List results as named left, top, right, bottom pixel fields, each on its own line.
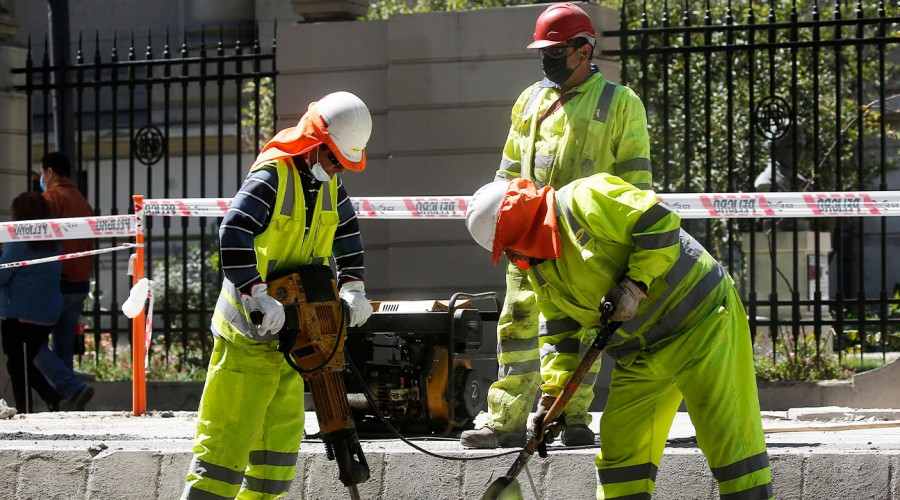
left=0, top=0, right=27, bottom=406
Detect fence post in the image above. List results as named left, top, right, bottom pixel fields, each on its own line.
left=132, top=194, right=147, bottom=416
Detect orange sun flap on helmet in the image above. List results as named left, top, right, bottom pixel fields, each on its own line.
left=250, top=101, right=367, bottom=172
left=491, top=178, right=562, bottom=266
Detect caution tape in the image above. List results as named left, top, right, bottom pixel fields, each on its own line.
left=140, top=191, right=900, bottom=220
left=0, top=214, right=137, bottom=244
left=2, top=191, right=899, bottom=247
left=0, top=243, right=140, bottom=270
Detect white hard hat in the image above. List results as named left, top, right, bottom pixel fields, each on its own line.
left=466, top=181, right=509, bottom=252
left=317, top=91, right=372, bottom=169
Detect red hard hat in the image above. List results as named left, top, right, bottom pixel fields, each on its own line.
left=527, top=3, right=597, bottom=49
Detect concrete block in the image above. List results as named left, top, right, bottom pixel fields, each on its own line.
left=386, top=106, right=510, bottom=154
left=382, top=451, right=463, bottom=499
left=302, top=446, right=385, bottom=500
left=0, top=45, right=26, bottom=89
left=0, top=91, right=27, bottom=132
left=387, top=59, right=535, bottom=108
left=277, top=20, right=388, bottom=73
left=387, top=11, right=462, bottom=62
left=275, top=70, right=388, bottom=124
left=88, top=450, right=162, bottom=499
left=457, top=5, right=550, bottom=59
left=17, top=451, right=90, bottom=498
left=0, top=450, right=20, bottom=495
left=768, top=451, right=804, bottom=499
left=543, top=451, right=601, bottom=498
left=157, top=452, right=193, bottom=499
left=803, top=453, right=891, bottom=499
left=653, top=450, right=715, bottom=499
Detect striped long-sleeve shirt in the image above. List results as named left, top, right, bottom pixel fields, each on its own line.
left=219, top=159, right=365, bottom=294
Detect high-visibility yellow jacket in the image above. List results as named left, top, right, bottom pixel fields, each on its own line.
left=529, top=174, right=731, bottom=362
left=495, top=72, right=651, bottom=191
left=211, top=158, right=339, bottom=342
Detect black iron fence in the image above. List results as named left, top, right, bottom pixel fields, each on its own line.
left=12, top=27, right=275, bottom=377
left=607, top=1, right=900, bottom=368
left=10, top=2, right=900, bottom=379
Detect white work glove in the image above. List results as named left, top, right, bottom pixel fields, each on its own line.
left=241, top=283, right=286, bottom=339
left=602, top=278, right=647, bottom=322
left=528, top=395, right=565, bottom=444
left=122, top=278, right=151, bottom=319
left=340, top=281, right=373, bottom=327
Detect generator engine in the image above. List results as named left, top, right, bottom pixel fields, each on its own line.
left=345, top=292, right=499, bottom=436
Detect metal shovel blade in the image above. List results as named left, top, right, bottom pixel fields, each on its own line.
left=481, top=476, right=524, bottom=500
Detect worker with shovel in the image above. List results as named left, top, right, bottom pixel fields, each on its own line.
left=466, top=175, right=772, bottom=499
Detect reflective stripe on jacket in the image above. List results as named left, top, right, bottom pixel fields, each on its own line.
left=495, top=72, right=651, bottom=191
left=530, top=174, right=731, bottom=362
left=212, top=158, right=339, bottom=342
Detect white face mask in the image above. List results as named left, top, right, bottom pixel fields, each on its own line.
left=310, top=148, right=333, bottom=182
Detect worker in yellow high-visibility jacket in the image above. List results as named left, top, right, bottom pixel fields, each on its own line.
left=465, top=175, right=772, bottom=499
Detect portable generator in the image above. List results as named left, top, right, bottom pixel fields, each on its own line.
left=344, top=292, right=499, bottom=436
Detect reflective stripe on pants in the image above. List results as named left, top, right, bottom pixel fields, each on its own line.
left=595, top=288, right=771, bottom=499
left=184, top=334, right=304, bottom=500
left=485, top=264, right=541, bottom=432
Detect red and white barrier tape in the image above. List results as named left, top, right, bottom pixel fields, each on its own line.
left=2, top=191, right=899, bottom=247
left=0, top=214, right=137, bottom=243
left=141, top=191, right=900, bottom=220
left=0, top=243, right=140, bottom=270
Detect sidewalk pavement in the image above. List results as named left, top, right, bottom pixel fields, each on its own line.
left=2, top=407, right=900, bottom=499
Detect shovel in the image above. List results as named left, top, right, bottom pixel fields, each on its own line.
left=482, top=303, right=620, bottom=500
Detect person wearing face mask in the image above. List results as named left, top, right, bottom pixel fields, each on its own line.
left=460, top=2, right=652, bottom=449
left=34, top=152, right=96, bottom=412
left=183, top=91, right=375, bottom=499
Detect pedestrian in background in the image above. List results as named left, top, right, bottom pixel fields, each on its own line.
left=0, top=192, right=64, bottom=413
left=33, top=152, right=95, bottom=410
left=466, top=175, right=772, bottom=499
left=461, top=2, right=652, bottom=449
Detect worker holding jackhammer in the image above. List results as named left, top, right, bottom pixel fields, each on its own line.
left=461, top=2, right=651, bottom=449
left=182, top=91, right=375, bottom=499
left=465, top=175, right=773, bottom=499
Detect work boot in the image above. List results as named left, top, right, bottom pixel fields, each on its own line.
left=460, top=426, right=526, bottom=449
left=561, top=424, right=595, bottom=446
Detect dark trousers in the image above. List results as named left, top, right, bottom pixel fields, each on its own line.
left=1, top=319, right=61, bottom=413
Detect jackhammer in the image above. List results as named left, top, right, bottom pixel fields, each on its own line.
left=260, top=265, right=370, bottom=500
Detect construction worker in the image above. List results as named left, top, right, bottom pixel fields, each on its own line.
left=461, top=2, right=651, bottom=449
left=465, top=175, right=773, bottom=499
left=183, top=91, right=375, bottom=499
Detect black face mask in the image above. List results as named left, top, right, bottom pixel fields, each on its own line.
left=542, top=53, right=574, bottom=85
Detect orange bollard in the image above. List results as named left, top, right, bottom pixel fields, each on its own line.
left=132, top=194, right=147, bottom=416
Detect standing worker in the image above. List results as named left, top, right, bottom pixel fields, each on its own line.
left=466, top=175, right=773, bottom=499
left=34, top=152, right=95, bottom=410
left=461, top=2, right=651, bottom=449
left=183, top=91, right=375, bottom=499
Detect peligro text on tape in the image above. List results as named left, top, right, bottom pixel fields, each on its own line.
left=139, top=191, right=900, bottom=220
left=0, top=214, right=137, bottom=244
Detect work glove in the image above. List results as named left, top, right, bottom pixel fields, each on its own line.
left=528, top=395, right=566, bottom=444
left=602, top=278, right=647, bottom=322
left=340, top=281, right=374, bottom=327
left=241, top=283, right=286, bottom=340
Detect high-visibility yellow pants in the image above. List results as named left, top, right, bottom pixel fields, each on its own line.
left=183, top=334, right=304, bottom=500
left=485, top=263, right=598, bottom=431
left=595, top=289, right=772, bottom=499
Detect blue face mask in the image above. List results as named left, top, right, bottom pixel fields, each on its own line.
left=39, top=176, right=47, bottom=192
